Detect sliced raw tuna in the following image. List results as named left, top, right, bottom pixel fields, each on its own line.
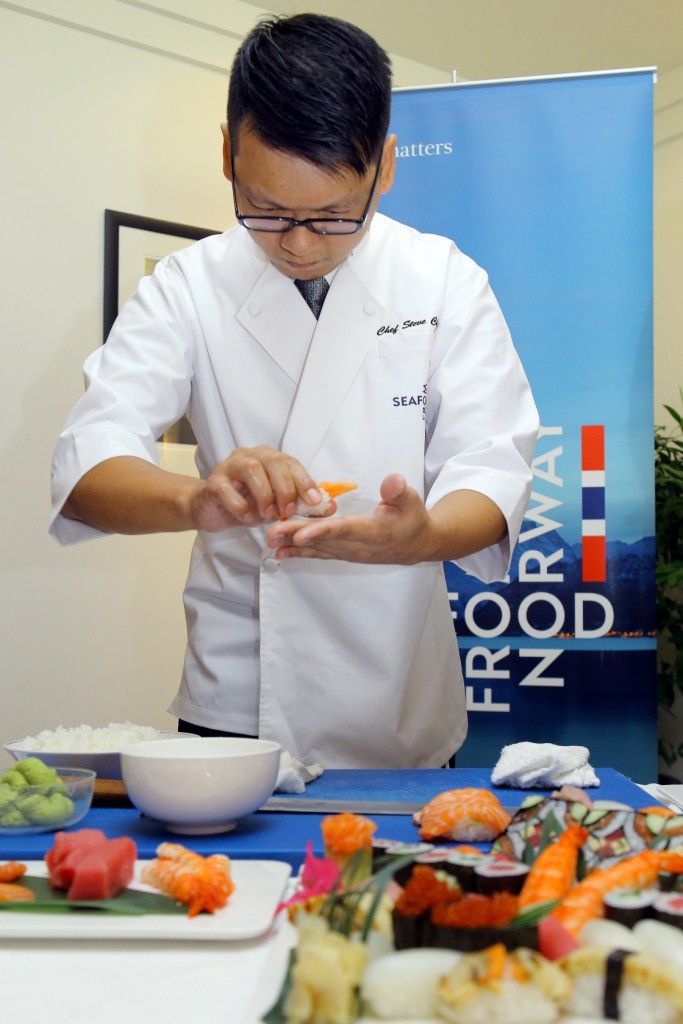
left=67, top=836, right=137, bottom=901
left=50, top=842, right=109, bottom=890
left=45, top=829, right=108, bottom=875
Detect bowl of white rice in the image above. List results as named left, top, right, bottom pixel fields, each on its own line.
left=4, top=722, right=198, bottom=780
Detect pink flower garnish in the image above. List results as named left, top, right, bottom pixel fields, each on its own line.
left=276, top=841, right=342, bottom=915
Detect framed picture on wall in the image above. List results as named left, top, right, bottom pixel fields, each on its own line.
left=103, top=209, right=219, bottom=446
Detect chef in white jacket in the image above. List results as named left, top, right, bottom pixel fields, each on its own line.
left=50, top=14, right=539, bottom=769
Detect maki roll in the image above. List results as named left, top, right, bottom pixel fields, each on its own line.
left=429, top=891, right=538, bottom=954
left=444, top=847, right=492, bottom=891
left=604, top=887, right=659, bottom=928
left=370, top=838, right=433, bottom=881
left=391, top=864, right=461, bottom=950
left=474, top=856, right=530, bottom=895
left=653, top=892, right=683, bottom=930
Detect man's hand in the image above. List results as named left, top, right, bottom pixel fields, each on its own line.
left=265, top=475, right=508, bottom=565
left=189, top=445, right=326, bottom=531
left=265, top=474, right=432, bottom=564
left=62, top=448, right=329, bottom=536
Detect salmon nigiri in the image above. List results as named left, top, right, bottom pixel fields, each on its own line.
left=413, top=788, right=511, bottom=842
left=295, top=480, right=357, bottom=517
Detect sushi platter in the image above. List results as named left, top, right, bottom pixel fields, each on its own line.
left=1, top=765, right=683, bottom=1024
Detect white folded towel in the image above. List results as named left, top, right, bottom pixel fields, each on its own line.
left=275, top=750, right=324, bottom=794
left=491, top=742, right=600, bottom=789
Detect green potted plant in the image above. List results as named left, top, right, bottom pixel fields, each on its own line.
left=656, top=390, right=683, bottom=783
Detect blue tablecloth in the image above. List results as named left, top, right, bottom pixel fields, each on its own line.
left=0, top=767, right=655, bottom=869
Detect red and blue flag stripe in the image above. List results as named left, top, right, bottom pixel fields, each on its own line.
left=581, top=425, right=606, bottom=582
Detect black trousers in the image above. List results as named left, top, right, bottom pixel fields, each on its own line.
left=178, top=719, right=456, bottom=767
left=178, top=719, right=255, bottom=739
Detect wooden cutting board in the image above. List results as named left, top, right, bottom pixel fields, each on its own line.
left=93, top=779, right=132, bottom=806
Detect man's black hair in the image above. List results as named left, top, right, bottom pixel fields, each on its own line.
left=227, top=13, right=392, bottom=176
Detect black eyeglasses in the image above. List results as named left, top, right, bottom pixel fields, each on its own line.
left=230, top=155, right=382, bottom=235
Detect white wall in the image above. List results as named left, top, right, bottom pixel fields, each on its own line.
left=1, top=1, right=681, bottom=771
left=0, top=0, right=448, bottom=767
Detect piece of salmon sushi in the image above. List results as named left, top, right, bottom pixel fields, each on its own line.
left=414, top=788, right=511, bottom=842
left=295, top=480, right=357, bottom=517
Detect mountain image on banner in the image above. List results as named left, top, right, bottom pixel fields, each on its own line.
left=444, top=526, right=656, bottom=639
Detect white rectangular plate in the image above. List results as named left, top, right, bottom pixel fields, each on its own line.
left=0, top=859, right=291, bottom=941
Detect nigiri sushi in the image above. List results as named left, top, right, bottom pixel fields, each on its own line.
left=634, top=918, right=683, bottom=973
left=436, top=943, right=571, bottom=1024
left=295, top=480, right=357, bottom=517
left=413, top=788, right=511, bottom=842
left=559, top=946, right=683, bottom=1022
left=140, top=842, right=234, bottom=917
left=361, top=948, right=462, bottom=1019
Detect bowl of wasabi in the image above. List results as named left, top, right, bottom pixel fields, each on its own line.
left=0, top=757, right=96, bottom=834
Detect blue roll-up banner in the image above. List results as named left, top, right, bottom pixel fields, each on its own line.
left=381, top=70, right=656, bottom=780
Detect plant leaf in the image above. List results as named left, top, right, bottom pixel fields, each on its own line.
left=0, top=875, right=186, bottom=915
left=511, top=899, right=560, bottom=927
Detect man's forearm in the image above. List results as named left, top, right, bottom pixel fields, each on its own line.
left=423, top=489, right=507, bottom=562
left=61, top=456, right=200, bottom=535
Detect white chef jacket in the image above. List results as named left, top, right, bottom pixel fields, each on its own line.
left=50, top=213, right=539, bottom=768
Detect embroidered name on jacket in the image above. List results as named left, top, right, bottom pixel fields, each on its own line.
left=377, top=315, right=438, bottom=336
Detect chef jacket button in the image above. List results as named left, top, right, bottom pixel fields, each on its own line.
left=262, top=557, right=280, bottom=572
left=247, top=303, right=261, bottom=317
left=363, top=301, right=376, bottom=316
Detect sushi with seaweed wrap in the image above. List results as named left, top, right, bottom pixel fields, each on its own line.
left=443, top=847, right=492, bottom=891
left=429, top=890, right=539, bottom=954
left=370, top=838, right=433, bottom=882
left=559, top=945, right=683, bottom=1022
left=474, top=855, right=529, bottom=895
left=603, top=887, right=659, bottom=928
left=391, top=864, right=461, bottom=950
left=653, top=892, right=683, bottom=930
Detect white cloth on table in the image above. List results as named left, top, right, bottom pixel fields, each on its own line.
left=491, top=741, right=600, bottom=789
left=276, top=750, right=324, bottom=793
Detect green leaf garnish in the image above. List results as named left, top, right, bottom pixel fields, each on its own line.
left=511, top=899, right=560, bottom=927
left=0, top=875, right=186, bottom=915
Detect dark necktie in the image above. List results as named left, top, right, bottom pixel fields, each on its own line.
left=294, top=277, right=329, bottom=319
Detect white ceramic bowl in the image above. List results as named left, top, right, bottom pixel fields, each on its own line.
left=120, top=737, right=281, bottom=834
left=4, top=732, right=198, bottom=781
